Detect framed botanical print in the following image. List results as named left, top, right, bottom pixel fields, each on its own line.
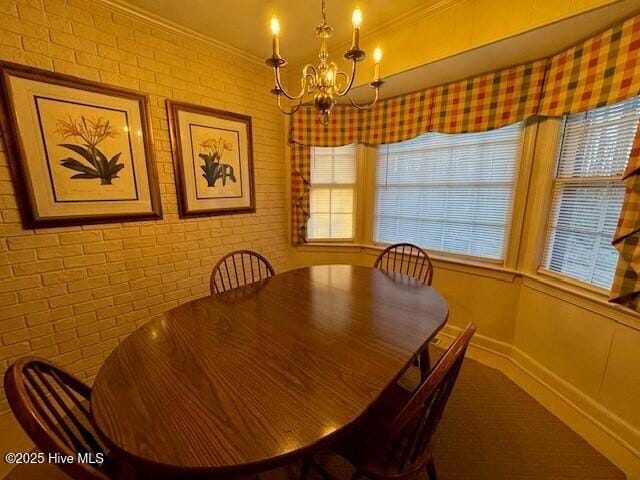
left=0, top=61, right=161, bottom=228
left=167, top=101, right=255, bottom=217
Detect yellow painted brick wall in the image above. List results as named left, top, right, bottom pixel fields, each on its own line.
left=0, top=0, right=288, bottom=413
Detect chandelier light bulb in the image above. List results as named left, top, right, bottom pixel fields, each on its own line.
left=270, top=16, right=280, bottom=35
left=374, top=47, right=382, bottom=63
left=352, top=8, right=362, bottom=28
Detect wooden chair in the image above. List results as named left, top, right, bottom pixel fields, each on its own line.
left=303, top=323, right=475, bottom=480
left=3, top=357, right=110, bottom=480
left=374, top=243, right=434, bottom=285
left=375, top=243, right=435, bottom=379
left=210, top=250, right=275, bottom=294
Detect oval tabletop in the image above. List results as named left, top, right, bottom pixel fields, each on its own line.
left=90, top=265, right=449, bottom=476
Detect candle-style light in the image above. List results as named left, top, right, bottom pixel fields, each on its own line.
left=270, top=16, right=280, bottom=58
left=265, top=0, right=385, bottom=124
left=373, top=47, right=382, bottom=81
left=351, top=7, right=362, bottom=50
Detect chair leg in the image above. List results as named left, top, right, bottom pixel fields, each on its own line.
left=301, top=457, right=335, bottom=480
left=299, top=459, right=312, bottom=480
left=419, top=348, right=431, bottom=380
left=425, top=459, right=437, bottom=480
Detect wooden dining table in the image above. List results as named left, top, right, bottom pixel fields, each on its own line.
left=90, top=264, right=449, bottom=478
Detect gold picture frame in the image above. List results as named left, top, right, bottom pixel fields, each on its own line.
left=167, top=100, right=256, bottom=217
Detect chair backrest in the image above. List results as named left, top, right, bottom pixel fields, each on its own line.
left=4, top=357, right=109, bottom=480
left=374, top=243, right=434, bottom=285
left=210, top=250, right=275, bottom=294
left=380, top=324, right=475, bottom=476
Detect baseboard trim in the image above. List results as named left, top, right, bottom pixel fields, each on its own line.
left=438, top=324, right=640, bottom=479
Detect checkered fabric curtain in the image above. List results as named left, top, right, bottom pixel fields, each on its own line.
left=611, top=130, right=640, bottom=307
left=536, top=14, right=640, bottom=307
left=358, top=89, right=433, bottom=143
left=290, top=90, right=433, bottom=146
left=429, top=60, right=547, bottom=133
left=538, top=15, right=640, bottom=117
left=291, top=105, right=361, bottom=147
left=289, top=61, right=546, bottom=145
left=291, top=143, right=311, bottom=244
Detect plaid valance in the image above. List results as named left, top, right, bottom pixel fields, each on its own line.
left=539, top=15, right=640, bottom=116
left=292, top=106, right=361, bottom=147
left=429, top=60, right=547, bottom=133
left=359, top=90, right=432, bottom=144
left=290, top=61, right=546, bottom=146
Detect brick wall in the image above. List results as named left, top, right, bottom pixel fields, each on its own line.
left=0, top=0, right=289, bottom=413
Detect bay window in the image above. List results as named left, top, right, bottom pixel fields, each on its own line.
left=307, top=145, right=357, bottom=241
left=541, top=96, right=640, bottom=289
left=374, top=124, right=523, bottom=260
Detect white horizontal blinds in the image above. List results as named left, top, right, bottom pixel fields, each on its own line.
left=308, top=145, right=356, bottom=240
left=375, top=123, right=523, bottom=260
left=543, top=96, right=640, bottom=289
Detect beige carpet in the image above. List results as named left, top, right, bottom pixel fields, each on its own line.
left=4, top=351, right=625, bottom=480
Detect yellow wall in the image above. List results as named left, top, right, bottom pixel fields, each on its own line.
left=341, top=0, right=620, bottom=85
left=0, top=0, right=289, bottom=414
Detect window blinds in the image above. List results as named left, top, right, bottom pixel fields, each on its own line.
left=374, top=123, right=523, bottom=260
left=308, top=145, right=356, bottom=240
left=542, top=96, right=640, bottom=289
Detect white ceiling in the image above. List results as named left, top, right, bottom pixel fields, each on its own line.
left=111, top=0, right=433, bottom=65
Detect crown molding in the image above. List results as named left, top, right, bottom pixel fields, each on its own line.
left=357, top=0, right=465, bottom=45
left=96, top=0, right=266, bottom=67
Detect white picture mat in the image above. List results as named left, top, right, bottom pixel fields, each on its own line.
left=8, top=75, right=152, bottom=218
left=177, top=109, right=252, bottom=212
left=189, top=124, right=243, bottom=199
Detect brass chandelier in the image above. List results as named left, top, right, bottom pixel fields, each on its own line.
left=266, top=0, right=384, bottom=124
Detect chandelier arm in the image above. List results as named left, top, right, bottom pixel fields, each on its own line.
left=334, top=60, right=357, bottom=97
left=349, top=86, right=381, bottom=110
left=303, top=64, right=318, bottom=93
left=277, top=95, right=303, bottom=115
left=273, top=64, right=318, bottom=100
left=273, top=67, right=305, bottom=100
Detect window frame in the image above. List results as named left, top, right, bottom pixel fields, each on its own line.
left=540, top=168, right=624, bottom=294
left=535, top=100, right=640, bottom=294
left=366, top=121, right=536, bottom=268
left=528, top=118, right=617, bottom=296
left=306, top=144, right=361, bottom=243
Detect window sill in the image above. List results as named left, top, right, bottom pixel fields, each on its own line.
left=536, top=268, right=610, bottom=297
left=294, top=242, right=517, bottom=282
left=305, top=239, right=356, bottom=244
